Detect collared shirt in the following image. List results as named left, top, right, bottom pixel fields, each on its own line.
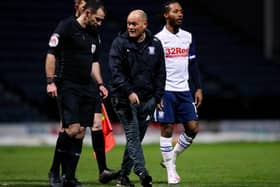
left=48, top=17, right=100, bottom=84
left=156, top=26, right=196, bottom=91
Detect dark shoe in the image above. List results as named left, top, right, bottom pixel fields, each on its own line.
left=116, top=175, right=135, bottom=187
left=139, top=172, right=152, bottom=187
left=48, top=172, right=62, bottom=187
left=63, top=178, right=83, bottom=187
left=99, top=168, right=120, bottom=184
left=60, top=174, right=66, bottom=184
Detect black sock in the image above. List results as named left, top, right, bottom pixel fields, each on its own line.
left=49, top=132, right=63, bottom=176
left=58, top=131, right=72, bottom=150
left=57, top=131, right=72, bottom=177
left=66, top=138, right=83, bottom=179
left=91, top=130, right=107, bottom=173
left=61, top=151, right=67, bottom=177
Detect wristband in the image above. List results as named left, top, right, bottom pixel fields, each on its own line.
left=97, top=83, right=104, bottom=87
left=47, top=77, right=55, bottom=84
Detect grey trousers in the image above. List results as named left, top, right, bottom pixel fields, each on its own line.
left=112, top=97, right=156, bottom=176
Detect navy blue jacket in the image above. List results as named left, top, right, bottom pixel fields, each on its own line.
left=109, top=30, right=166, bottom=104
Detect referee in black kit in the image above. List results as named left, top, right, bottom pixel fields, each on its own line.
left=45, top=0, right=108, bottom=186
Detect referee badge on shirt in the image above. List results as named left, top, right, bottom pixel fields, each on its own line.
left=148, top=46, right=155, bottom=55
left=91, top=44, right=96, bottom=54
left=48, top=33, right=59, bottom=47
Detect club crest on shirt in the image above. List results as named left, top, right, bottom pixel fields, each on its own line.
left=48, top=33, right=59, bottom=47
left=91, top=44, right=96, bottom=54
left=148, top=46, right=155, bottom=55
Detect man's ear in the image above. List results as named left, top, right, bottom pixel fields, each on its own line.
left=74, top=3, right=78, bottom=10
left=85, top=9, right=91, bottom=17
left=144, top=21, right=148, bottom=29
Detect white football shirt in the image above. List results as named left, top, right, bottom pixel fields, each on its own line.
left=156, top=26, right=196, bottom=91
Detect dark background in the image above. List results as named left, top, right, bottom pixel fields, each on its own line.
left=0, top=0, right=279, bottom=122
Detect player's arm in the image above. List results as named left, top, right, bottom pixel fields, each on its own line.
left=154, top=39, right=166, bottom=110
left=189, top=58, right=203, bottom=107
left=189, top=38, right=203, bottom=107
left=45, top=21, right=65, bottom=97
left=109, top=37, right=134, bottom=98
left=91, top=62, right=108, bottom=99
left=45, top=53, right=57, bottom=97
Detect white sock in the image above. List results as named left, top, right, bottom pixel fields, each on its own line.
left=160, top=136, right=173, bottom=162
left=173, top=133, right=193, bottom=164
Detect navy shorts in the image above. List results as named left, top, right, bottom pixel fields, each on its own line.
left=154, top=91, right=198, bottom=123
left=58, top=81, right=97, bottom=128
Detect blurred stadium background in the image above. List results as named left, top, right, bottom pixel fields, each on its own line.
left=0, top=0, right=280, bottom=145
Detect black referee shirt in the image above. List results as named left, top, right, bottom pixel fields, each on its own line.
left=48, top=16, right=100, bottom=84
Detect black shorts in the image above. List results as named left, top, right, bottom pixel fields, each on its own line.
left=58, top=81, right=98, bottom=128
left=95, top=97, right=102, bottom=113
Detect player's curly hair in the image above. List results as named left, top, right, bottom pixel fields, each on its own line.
left=159, top=0, right=182, bottom=26
left=162, top=0, right=182, bottom=15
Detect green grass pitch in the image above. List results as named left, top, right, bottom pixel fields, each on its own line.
left=0, top=142, right=280, bottom=187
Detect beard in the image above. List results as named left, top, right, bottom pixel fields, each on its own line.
left=169, top=18, right=182, bottom=29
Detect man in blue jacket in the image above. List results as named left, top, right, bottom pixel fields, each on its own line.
left=109, top=9, right=166, bottom=187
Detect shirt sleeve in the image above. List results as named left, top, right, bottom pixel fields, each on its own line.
left=109, top=37, right=133, bottom=97
left=189, top=36, right=196, bottom=60
left=154, top=40, right=166, bottom=104
left=92, top=33, right=101, bottom=63
left=189, top=36, right=202, bottom=90
left=47, top=20, right=67, bottom=56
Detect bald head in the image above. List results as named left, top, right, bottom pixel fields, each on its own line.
left=127, top=9, right=148, bottom=23
left=127, top=9, right=148, bottom=42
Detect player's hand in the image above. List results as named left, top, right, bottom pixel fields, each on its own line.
left=99, top=85, right=108, bottom=99
left=47, top=83, right=57, bottom=97
left=128, top=92, right=140, bottom=104
left=195, top=89, right=203, bottom=108
left=156, top=99, right=164, bottom=111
